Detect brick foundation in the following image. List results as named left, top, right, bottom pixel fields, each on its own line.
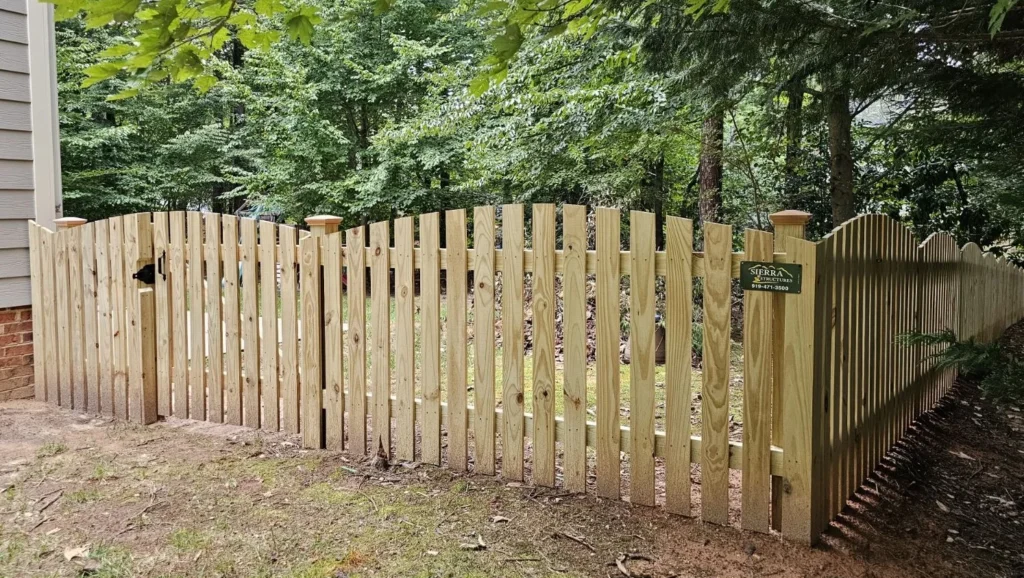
left=0, top=306, right=34, bottom=402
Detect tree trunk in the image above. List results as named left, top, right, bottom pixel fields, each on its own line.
left=950, top=161, right=972, bottom=236
left=828, top=91, right=855, bottom=226
left=784, top=81, right=804, bottom=206
left=644, top=154, right=666, bottom=249
left=698, top=113, right=724, bottom=227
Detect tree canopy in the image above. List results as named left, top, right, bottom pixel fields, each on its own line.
left=50, top=0, right=1024, bottom=258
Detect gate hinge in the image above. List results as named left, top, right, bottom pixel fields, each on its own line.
left=133, top=264, right=157, bottom=285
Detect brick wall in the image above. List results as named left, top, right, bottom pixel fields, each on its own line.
left=0, top=306, right=34, bottom=402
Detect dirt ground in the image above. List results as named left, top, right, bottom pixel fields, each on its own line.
left=0, top=379, right=1022, bottom=578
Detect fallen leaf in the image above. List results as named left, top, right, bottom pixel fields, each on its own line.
left=459, top=533, right=487, bottom=551
left=949, top=450, right=975, bottom=461
left=555, top=531, right=596, bottom=552
left=63, top=545, right=89, bottom=561
left=490, top=516, right=510, bottom=523
left=937, top=501, right=950, bottom=513
left=615, top=554, right=632, bottom=577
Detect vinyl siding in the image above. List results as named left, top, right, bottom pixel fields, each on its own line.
left=0, top=159, right=32, bottom=189
left=0, top=275, right=30, bottom=307
left=0, top=189, right=34, bottom=218
left=0, top=101, right=30, bottom=131
left=0, top=129, right=31, bottom=159
left=0, top=3, right=31, bottom=306
left=0, top=40, right=27, bottom=73
left=0, top=9, right=27, bottom=44
left=0, top=0, right=26, bottom=14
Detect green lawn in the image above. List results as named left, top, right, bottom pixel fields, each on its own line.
left=343, top=293, right=746, bottom=435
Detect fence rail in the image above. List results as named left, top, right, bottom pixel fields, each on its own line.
left=27, top=207, right=1024, bottom=545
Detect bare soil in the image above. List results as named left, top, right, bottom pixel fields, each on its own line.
left=0, top=378, right=1022, bottom=577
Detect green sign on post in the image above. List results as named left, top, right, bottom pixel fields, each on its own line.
left=740, top=261, right=802, bottom=294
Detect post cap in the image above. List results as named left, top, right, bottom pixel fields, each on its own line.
left=769, top=210, right=812, bottom=227
left=304, top=215, right=343, bottom=227
left=54, top=217, right=87, bottom=229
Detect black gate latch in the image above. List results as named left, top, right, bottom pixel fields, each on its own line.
left=133, top=264, right=157, bottom=285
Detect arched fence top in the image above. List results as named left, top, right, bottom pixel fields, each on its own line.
left=821, top=214, right=1020, bottom=271
left=920, top=230, right=959, bottom=251
left=961, top=242, right=983, bottom=258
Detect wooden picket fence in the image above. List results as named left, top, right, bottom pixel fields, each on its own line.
left=806, top=214, right=1024, bottom=538
left=26, top=207, right=1024, bottom=545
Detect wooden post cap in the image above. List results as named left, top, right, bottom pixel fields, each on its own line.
left=768, top=210, right=812, bottom=227
left=54, top=217, right=87, bottom=229
left=304, top=215, right=342, bottom=227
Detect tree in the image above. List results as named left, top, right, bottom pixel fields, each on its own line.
left=52, top=0, right=1024, bottom=260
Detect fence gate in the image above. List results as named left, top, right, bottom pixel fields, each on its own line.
left=29, top=214, right=155, bottom=422
left=29, top=206, right=1024, bottom=545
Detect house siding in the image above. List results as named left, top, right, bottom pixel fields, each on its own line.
left=0, top=0, right=59, bottom=309
left=0, top=0, right=30, bottom=308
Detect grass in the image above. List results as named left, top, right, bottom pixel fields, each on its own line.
left=35, top=441, right=67, bottom=458
left=216, top=273, right=749, bottom=434
left=169, top=529, right=210, bottom=552
left=87, top=544, right=134, bottom=578
left=324, top=293, right=747, bottom=434
left=67, top=488, right=101, bottom=503
left=90, top=461, right=114, bottom=481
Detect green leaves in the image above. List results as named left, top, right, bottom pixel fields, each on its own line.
left=561, top=0, right=593, bottom=20
left=193, top=74, right=218, bottom=93
left=682, top=0, right=730, bottom=18
left=491, top=23, right=523, bottom=62
left=374, top=0, right=396, bottom=15
left=284, top=6, right=322, bottom=44
left=82, top=60, right=126, bottom=87
left=254, top=0, right=286, bottom=17
left=469, top=74, right=491, bottom=95
left=46, top=0, right=322, bottom=95
left=170, top=46, right=204, bottom=82
left=989, top=0, right=1020, bottom=36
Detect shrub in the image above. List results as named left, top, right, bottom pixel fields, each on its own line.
left=898, top=329, right=1024, bottom=402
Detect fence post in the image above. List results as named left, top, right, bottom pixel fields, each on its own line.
left=778, top=232, right=822, bottom=545
left=304, top=216, right=341, bottom=449
left=54, top=217, right=87, bottom=230
left=768, top=210, right=810, bottom=532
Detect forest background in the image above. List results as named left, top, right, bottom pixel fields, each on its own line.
left=52, top=0, right=1024, bottom=256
